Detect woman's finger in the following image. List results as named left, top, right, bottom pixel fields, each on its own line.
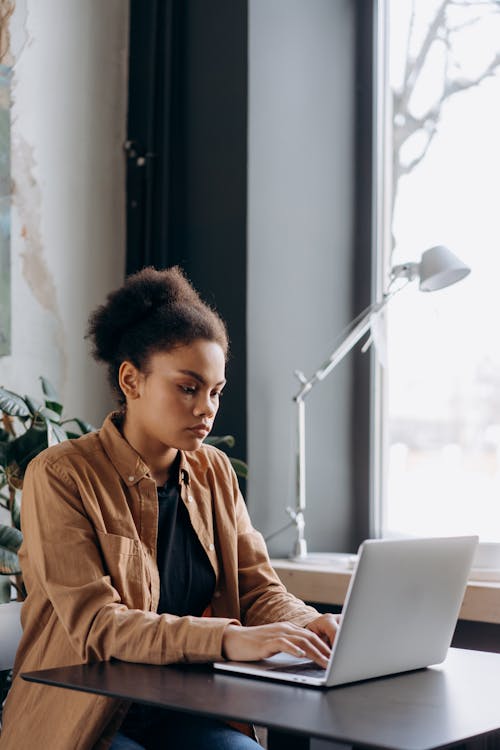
left=297, top=629, right=331, bottom=658
left=275, top=638, right=308, bottom=659
left=290, top=636, right=330, bottom=667
left=306, top=614, right=341, bottom=646
left=272, top=623, right=332, bottom=659
left=270, top=635, right=330, bottom=668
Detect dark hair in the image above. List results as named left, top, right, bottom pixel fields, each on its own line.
left=86, top=266, right=229, bottom=404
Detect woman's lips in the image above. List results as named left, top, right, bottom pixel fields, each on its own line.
left=188, top=425, right=210, bottom=437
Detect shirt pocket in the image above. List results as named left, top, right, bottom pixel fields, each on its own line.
left=95, top=530, right=146, bottom=609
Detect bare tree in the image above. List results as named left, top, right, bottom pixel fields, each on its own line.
left=391, top=0, right=500, bottom=240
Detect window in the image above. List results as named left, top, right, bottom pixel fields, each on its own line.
left=378, top=0, right=500, bottom=563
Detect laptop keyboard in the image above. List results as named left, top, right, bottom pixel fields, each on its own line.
left=268, top=661, right=327, bottom=678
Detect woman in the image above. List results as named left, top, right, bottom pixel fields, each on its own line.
left=0, top=267, right=339, bottom=750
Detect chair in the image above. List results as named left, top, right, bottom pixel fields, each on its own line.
left=0, top=602, right=23, bottom=671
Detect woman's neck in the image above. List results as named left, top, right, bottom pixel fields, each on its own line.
left=120, top=414, right=178, bottom=486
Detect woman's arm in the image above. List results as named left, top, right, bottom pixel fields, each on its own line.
left=220, top=465, right=339, bottom=664
left=233, top=476, right=318, bottom=627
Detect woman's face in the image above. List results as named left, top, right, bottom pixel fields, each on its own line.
left=120, top=339, right=226, bottom=453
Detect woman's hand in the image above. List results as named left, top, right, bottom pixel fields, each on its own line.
left=221, top=622, right=332, bottom=667
left=305, top=613, right=342, bottom=647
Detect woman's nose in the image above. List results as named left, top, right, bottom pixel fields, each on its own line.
left=194, top=393, right=215, bottom=417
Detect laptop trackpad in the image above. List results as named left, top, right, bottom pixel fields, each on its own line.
left=259, top=653, right=327, bottom=678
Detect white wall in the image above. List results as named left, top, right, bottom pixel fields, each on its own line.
left=0, top=0, right=129, bottom=427
left=247, top=0, right=356, bottom=555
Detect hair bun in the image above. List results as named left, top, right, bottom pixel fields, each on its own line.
left=86, top=265, right=228, bottom=403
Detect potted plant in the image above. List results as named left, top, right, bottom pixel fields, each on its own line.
left=0, top=377, right=96, bottom=604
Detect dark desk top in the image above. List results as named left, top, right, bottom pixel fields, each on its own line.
left=22, top=648, right=500, bottom=750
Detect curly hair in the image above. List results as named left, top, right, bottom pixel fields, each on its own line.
left=86, top=266, right=229, bottom=404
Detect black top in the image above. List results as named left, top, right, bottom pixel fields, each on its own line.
left=156, top=455, right=215, bottom=616
left=120, top=454, right=216, bottom=739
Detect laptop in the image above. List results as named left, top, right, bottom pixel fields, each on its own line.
left=214, top=535, right=478, bottom=687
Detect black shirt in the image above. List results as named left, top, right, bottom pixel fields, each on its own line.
left=156, top=454, right=215, bottom=616
left=121, top=456, right=216, bottom=740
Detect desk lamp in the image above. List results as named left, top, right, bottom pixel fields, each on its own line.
left=285, top=245, right=470, bottom=560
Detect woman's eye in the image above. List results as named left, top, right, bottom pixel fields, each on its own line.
left=181, top=385, right=197, bottom=395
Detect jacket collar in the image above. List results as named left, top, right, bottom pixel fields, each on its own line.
left=99, top=412, right=191, bottom=487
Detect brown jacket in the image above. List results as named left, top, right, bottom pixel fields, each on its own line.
left=0, top=413, right=318, bottom=750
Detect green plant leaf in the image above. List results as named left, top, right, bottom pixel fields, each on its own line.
left=62, top=418, right=96, bottom=434
left=0, top=388, right=30, bottom=418
left=11, top=421, right=48, bottom=472
left=0, top=525, right=22, bottom=553
left=45, top=400, right=64, bottom=416
left=39, top=376, right=60, bottom=402
left=0, top=551, right=21, bottom=576
left=24, top=395, right=43, bottom=416
left=46, top=421, right=67, bottom=446
left=0, top=575, right=12, bottom=602
left=229, top=458, right=248, bottom=479
left=0, top=442, right=11, bottom=469
left=0, top=526, right=23, bottom=576
left=205, top=435, right=236, bottom=449
left=39, top=406, right=62, bottom=424
left=11, top=490, right=21, bottom=531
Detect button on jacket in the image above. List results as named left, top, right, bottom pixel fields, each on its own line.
left=0, top=413, right=319, bottom=750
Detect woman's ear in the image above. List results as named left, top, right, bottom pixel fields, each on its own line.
left=118, top=361, right=143, bottom=401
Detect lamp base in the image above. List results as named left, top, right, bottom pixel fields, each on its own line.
left=291, top=538, right=308, bottom=559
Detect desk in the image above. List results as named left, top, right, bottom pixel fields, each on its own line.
left=22, top=648, right=500, bottom=750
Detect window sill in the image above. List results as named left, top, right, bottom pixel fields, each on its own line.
left=271, top=558, right=500, bottom=625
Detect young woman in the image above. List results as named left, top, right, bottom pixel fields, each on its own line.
left=0, top=267, right=339, bottom=750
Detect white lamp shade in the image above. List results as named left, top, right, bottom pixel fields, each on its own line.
left=419, top=245, right=471, bottom=292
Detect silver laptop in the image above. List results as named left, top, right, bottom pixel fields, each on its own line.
left=214, top=536, right=478, bottom=687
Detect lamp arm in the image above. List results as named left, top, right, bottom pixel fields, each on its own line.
left=287, top=283, right=405, bottom=559
left=293, top=295, right=390, bottom=404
